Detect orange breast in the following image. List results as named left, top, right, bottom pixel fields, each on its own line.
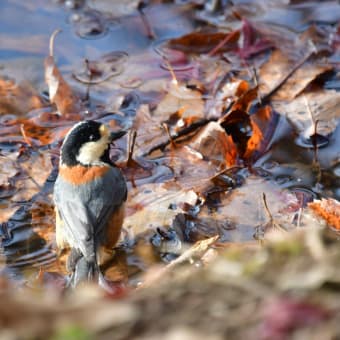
left=59, top=165, right=110, bottom=185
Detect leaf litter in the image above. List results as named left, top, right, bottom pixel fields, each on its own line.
left=0, top=0, right=340, bottom=338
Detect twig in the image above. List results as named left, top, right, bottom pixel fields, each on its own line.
left=252, top=66, right=262, bottom=106
left=142, top=118, right=209, bottom=156
left=262, top=193, right=287, bottom=233
left=262, top=192, right=273, bottom=221
left=127, top=129, right=137, bottom=165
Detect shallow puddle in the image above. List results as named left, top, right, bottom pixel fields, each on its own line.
left=0, top=0, right=339, bottom=287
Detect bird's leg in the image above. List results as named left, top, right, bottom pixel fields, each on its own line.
left=66, top=248, right=82, bottom=272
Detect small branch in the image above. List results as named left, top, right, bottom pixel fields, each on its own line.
left=252, top=66, right=262, bottom=106
left=127, top=129, right=137, bottom=165
left=142, top=118, right=210, bottom=156
left=262, top=192, right=273, bottom=221
left=262, top=193, right=287, bottom=233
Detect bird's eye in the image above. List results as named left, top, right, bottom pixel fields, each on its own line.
left=89, top=134, right=95, bottom=141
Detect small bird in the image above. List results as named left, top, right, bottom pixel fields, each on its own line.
left=53, top=120, right=127, bottom=288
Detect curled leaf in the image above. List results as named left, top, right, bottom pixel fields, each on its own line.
left=44, top=30, right=81, bottom=115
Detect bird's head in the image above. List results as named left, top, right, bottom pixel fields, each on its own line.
left=60, top=120, right=125, bottom=166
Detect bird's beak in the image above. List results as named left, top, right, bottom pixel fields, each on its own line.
left=110, top=130, right=126, bottom=142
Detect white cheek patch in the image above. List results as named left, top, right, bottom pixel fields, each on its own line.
left=76, top=136, right=109, bottom=165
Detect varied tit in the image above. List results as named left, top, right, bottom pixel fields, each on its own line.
left=53, top=120, right=127, bottom=288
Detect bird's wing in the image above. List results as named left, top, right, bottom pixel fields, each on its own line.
left=54, top=167, right=127, bottom=262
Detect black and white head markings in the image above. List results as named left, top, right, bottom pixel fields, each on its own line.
left=60, top=120, right=111, bottom=167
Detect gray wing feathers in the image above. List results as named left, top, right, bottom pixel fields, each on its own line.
left=54, top=167, right=127, bottom=261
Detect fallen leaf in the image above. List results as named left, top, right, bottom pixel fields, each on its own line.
left=153, top=81, right=205, bottom=120
left=309, top=198, right=340, bottom=230
left=196, top=176, right=300, bottom=242
left=44, top=31, right=81, bottom=115
left=168, top=31, right=240, bottom=54
left=237, top=19, right=273, bottom=59
left=245, top=106, right=278, bottom=161
left=259, top=49, right=332, bottom=101
left=188, top=121, right=237, bottom=168
left=131, top=104, right=166, bottom=157
left=273, top=89, right=340, bottom=138
left=123, top=182, right=198, bottom=236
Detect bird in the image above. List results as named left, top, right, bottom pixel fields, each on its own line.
left=53, top=120, right=127, bottom=289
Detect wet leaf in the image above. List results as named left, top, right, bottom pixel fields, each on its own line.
left=259, top=49, right=332, bottom=101
left=237, top=19, right=273, bottom=59
left=168, top=31, right=240, bottom=54
left=44, top=31, right=81, bottom=115
left=197, top=176, right=300, bottom=242
left=188, top=121, right=237, bottom=168
left=131, top=104, right=166, bottom=157
left=153, top=81, right=205, bottom=120
left=123, top=182, right=198, bottom=236
left=273, top=89, right=340, bottom=138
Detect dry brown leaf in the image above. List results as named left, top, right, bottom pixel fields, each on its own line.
left=188, top=121, right=237, bottom=168
left=273, top=89, right=340, bottom=138
left=131, top=104, right=166, bottom=157
left=259, top=49, right=332, bottom=101
left=153, top=82, right=205, bottom=119
left=44, top=31, right=81, bottom=115
left=45, top=55, right=81, bottom=115
left=309, top=198, right=340, bottom=230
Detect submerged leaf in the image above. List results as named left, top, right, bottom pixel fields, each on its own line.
left=168, top=31, right=240, bottom=54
